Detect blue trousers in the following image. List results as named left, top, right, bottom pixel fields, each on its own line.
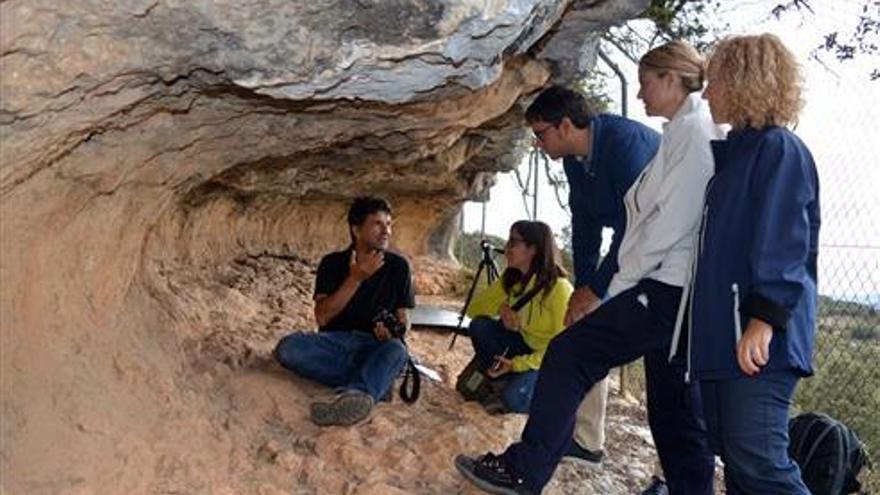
left=468, top=316, right=539, bottom=413
left=501, top=280, right=714, bottom=494
left=274, top=331, right=407, bottom=402
left=701, top=371, right=809, bottom=495
left=645, top=348, right=715, bottom=494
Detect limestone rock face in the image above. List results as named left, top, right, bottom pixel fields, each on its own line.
left=0, top=0, right=650, bottom=493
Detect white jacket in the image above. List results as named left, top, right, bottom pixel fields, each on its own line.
left=606, top=94, right=724, bottom=297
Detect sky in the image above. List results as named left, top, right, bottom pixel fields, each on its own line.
left=462, top=0, right=880, bottom=303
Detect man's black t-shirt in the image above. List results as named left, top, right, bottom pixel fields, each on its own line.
left=314, top=248, right=415, bottom=333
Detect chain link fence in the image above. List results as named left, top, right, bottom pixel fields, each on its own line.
left=791, top=106, right=880, bottom=489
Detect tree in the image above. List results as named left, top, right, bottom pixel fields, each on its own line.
left=606, top=0, right=878, bottom=79
left=604, top=0, right=728, bottom=64
left=775, top=0, right=880, bottom=80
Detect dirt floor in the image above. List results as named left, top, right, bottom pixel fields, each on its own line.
left=145, top=252, right=690, bottom=494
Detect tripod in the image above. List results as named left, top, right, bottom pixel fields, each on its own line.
left=449, top=239, right=501, bottom=349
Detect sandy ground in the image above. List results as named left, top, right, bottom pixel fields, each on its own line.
left=150, top=253, right=679, bottom=494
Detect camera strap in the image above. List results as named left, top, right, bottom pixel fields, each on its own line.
left=510, top=283, right=544, bottom=312
left=398, top=339, right=421, bottom=404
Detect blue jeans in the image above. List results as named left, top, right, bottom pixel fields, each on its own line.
left=468, top=316, right=538, bottom=413
left=274, top=331, right=408, bottom=402
left=700, top=371, right=809, bottom=495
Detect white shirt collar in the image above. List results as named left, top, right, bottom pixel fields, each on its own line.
left=664, top=93, right=705, bottom=130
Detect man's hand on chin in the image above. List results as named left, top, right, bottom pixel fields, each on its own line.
left=350, top=249, right=385, bottom=281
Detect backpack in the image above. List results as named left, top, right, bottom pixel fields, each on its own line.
left=788, top=412, right=869, bottom=495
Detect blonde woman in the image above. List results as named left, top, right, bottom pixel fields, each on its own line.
left=456, top=40, right=721, bottom=495
left=677, top=34, right=818, bottom=494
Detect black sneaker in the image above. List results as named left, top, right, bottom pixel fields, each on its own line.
left=454, top=452, right=535, bottom=495
left=640, top=476, right=669, bottom=495
left=561, top=439, right=604, bottom=467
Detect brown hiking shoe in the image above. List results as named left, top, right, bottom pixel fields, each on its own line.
left=310, top=390, right=374, bottom=426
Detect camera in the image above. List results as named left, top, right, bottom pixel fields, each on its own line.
left=480, top=239, right=506, bottom=255
left=372, top=309, right=406, bottom=339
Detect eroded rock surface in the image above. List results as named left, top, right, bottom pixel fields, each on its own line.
left=0, top=0, right=651, bottom=492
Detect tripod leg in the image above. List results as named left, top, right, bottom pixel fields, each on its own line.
left=487, top=259, right=499, bottom=284
left=449, top=260, right=486, bottom=350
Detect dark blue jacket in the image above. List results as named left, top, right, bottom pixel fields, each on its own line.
left=691, top=126, right=820, bottom=380
left=564, top=114, right=660, bottom=297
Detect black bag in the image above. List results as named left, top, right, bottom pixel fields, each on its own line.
left=455, top=356, right=493, bottom=401
left=788, top=412, right=868, bottom=495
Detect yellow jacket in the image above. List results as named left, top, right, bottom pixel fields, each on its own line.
left=466, top=275, right=573, bottom=372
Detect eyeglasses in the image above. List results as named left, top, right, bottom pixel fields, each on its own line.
left=533, top=124, right=556, bottom=143
left=506, top=237, right=527, bottom=248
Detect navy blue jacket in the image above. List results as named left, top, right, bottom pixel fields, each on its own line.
left=564, top=114, right=660, bottom=297
left=691, top=127, right=820, bottom=380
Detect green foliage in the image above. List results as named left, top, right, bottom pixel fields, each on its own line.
left=851, top=323, right=879, bottom=341
left=573, top=74, right=613, bottom=113
left=643, top=0, right=726, bottom=49
left=602, top=0, right=728, bottom=67
left=557, top=225, right=575, bottom=277
left=454, top=231, right=507, bottom=272
left=818, top=294, right=878, bottom=318
left=604, top=0, right=880, bottom=81
left=452, top=231, right=507, bottom=299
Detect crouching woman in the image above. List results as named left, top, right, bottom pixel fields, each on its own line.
left=465, top=220, right=573, bottom=413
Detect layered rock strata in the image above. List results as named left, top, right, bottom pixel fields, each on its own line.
left=0, top=1, right=649, bottom=492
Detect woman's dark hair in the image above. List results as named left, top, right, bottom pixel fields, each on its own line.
left=502, top=220, right=568, bottom=300
left=347, top=196, right=392, bottom=243
left=525, top=85, right=597, bottom=129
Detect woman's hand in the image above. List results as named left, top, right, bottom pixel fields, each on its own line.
left=487, top=356, right=513, bottom=378
left=499, top=303, right=521, bottom=331
left=737, top=318, right=773, bottom=376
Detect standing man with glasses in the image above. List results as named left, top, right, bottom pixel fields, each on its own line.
left=523, top=85, right=660, bottom=467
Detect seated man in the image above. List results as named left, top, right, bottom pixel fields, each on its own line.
left=274, top=196, right=415, bottom=426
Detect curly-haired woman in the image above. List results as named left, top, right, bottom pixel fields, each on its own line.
left=674, top=33, right=819, bottom=494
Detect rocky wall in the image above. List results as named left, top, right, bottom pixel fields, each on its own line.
left=0, top=1, right=650, bottom=492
